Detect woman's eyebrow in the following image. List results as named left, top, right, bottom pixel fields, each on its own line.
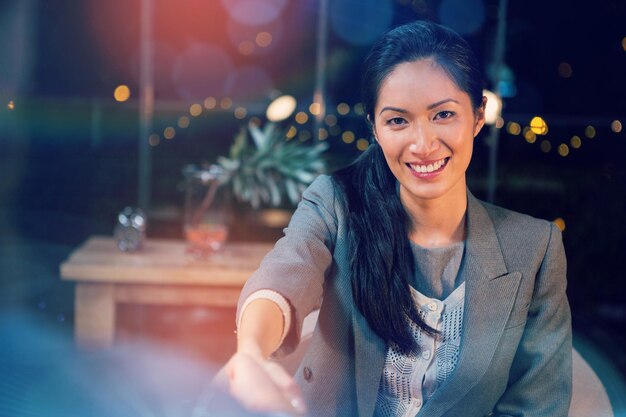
left=427, top=98, right=459, bottom=110
left=378, top=106, right=408, bottom=116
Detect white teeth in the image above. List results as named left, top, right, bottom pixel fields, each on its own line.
left=410, top=158, right=446, bottom=173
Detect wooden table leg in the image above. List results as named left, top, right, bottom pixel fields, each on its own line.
left=74, top=283, right=115, bottom=349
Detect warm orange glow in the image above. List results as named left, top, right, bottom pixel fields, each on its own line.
left=506, top=122, right=521, bottom=135
left=337, top=103, right=350, bottom=115
left=295, top=112, right=309, bottom=124
left=611, top=120, right=622, bottom=133
left=164, top=127, right=176, bottom=140
left=189, top=104, right=202, bottom=116
left=553, top=217, right=566, bottom=232
left=530, top=116, right=548, bottom=135
left=318, top=128, right=329, bottom=140
left=178, top=116, right=190, bottom=128
left=523, top=127, right=537, bottom=143
left=570, top=136, right=582, bottom=148
left=342, top=131, right=355, bottom=143
left=7, top=100, right=15, bottom=110
left=325, top=114, right=338, bottom=126
left=558, top=143, right=570, bottom=157
left=148, top=134, right=160, bottom=146
left=234, top=107, right=247, bottom=119
left=585, top=125, right=596, bottom=138
left=495, top=117, right=504, bottom=129
left=256, top=32, right=273, bottom=47
left=114, top=85, right=131, bottom=102
left=286, top=126, right=297, bottom=139
left=220, top=97, right=233, bottom=110
left=309, top=102, right=322, bottom=116
left=204, top=97, right=217, bottom=109
left=356, top=138, right=370, bottom=151
left=238, top=40, right=255, bottom=56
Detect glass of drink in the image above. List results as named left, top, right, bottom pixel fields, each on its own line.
left=183, top=164, right=231, bottom=257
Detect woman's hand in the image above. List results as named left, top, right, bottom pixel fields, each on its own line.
left=226, top=350, right=307, bottom=416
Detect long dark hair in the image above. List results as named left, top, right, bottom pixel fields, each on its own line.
left=333, top=21, right=484, bottom=353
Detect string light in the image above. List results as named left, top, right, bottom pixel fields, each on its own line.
left=558, top=62, right=573, bottom=78
left=189, top=104, right=202, bottom=116
left=342, top=131, right=355, bottom=143
left=204, top=97, right=217, bottom=109
left=325, top=114, right=338, bottom=126
left=584, top=125, right=596, bottom=138
left=7, top=100, right=15, bottom=110
left=148, top=134, right=160, bottom=146
left=238, top=41, right=255, bottom=56
left=309, top=102, right=322, bottom=116
left=570, top=135, right=582, bottom=148
left=220, top=98, right=233, bottom=110
left=286, top=126, right=297, bottom=139
left=530, top=116, right=548, bottom=135
left=113, top=85, right=131, bottom=102
left=295, top=112, right=309, bottom=124
left=611, top=120, right=622, bottom=133
left=506, top=122, right=521, bottom=135
left=164, top=127, right=176, bottom=140
left=356, top=138, right=370, bottom=151
left=318, top=128, right=329, bottom=140
left=337, top=103, right=350, bottom=115
left=178, top=116, right=190, bottom=128
left=234, top=107, right=247, bottom=119
left=256, top=32, right=273, bottom=47
left=540, top=140, right=551, bottom=153
left=557, top=143, right=570, bottom=157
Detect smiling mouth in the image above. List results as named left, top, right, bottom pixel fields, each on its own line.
left=407, top=157, right=449, bottom=174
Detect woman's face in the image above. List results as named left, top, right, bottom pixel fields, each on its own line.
left=372, top=58, right=485, bottom=204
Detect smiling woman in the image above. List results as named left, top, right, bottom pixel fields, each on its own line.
left=221, top=20, right=572, bottom=417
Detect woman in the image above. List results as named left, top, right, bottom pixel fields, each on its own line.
left=224, top=20, right=572, bottom=417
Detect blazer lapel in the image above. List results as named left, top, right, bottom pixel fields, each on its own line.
left=418, top=192, right=522, bottom=417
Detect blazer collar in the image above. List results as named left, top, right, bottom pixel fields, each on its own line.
left=353, top=190, right=521, bottom=417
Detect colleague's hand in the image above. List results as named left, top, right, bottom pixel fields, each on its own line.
left=226, top=351, right=307, bottom=416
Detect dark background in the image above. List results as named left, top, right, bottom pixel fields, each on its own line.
left=0, top=0, right=625, bottom=414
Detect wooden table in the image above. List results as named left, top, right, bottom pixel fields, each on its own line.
left=60, top=236, right=273, bottom=349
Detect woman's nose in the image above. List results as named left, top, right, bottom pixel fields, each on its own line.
left=409, top=125, right=438, bottom=155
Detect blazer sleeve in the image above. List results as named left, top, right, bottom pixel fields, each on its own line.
left=492, top=223, right=573, bottom=416
left=236, top=175, right=339, bottom=355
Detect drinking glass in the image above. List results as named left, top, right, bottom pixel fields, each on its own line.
left=183, top=164, right=231, bottom=256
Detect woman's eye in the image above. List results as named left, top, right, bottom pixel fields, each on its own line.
left=387, top=117, right=406, bottom=125
left=435, top=111, right=455, bottom=120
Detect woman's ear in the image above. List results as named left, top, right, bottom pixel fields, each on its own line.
left=473, top=96, right=488, bottom=137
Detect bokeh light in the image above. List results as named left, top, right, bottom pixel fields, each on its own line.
left=267, top=95, right=297, bottom=122
left=354, top=103, right=365, bottom=115
left=483, top=89, right=501, bottom=125
left=611, top=120, right=622, bottom=133
left=540, top=140, right=551, bottom=153
left=622, top=36, right=626, bottom=51
left=204, top=97, right=217, bottom=109
left=325, top=114, right=338, bottom=126
left=238, top=41, right=255, bottom=56
left=295, top=112, right=309, bottom=124
left=585, top=125, right=596, bottom=138
left=113, top=85, right=131, bottom=102
left=178, top=116, right=190, bottom=128
left=558, top=143, right=570, bottom=157
left=570, top=136, right=582, bottom=148
left=164, top=127, right=176, bottom=140
left=342, top=131, right=355, bottom=143
left=309, top=102, right=322, bottom=116
left=558, top=62, right=573, bottom=78
left=234, top=107, right=247, bottom=119
left=523, top=127, right=537, bottom=143
left=495, top=117, right=505, bottom=129
left=506, top=121, right=521, bottom=135
left=7, top=100, right=15, bottom=110
left=220, top=97, right=233, bottom=109
left=299, top=130, right=312, bottom=141
left=189, top=104, right=202, bottom=117
left=286, top=126, right=297, bottom=139
left=530, top=116, right=548, bottom=135
left=357, top=138, right=370, bottom=151
left=148, top=134, right=160, bottom=147
left=337, top=103, right=350, bottom=115
left=553, top=217, right=566, bottom=232
left=256, top=32, right=273, bottom=47
left=318, top=128, right=329, bottom=140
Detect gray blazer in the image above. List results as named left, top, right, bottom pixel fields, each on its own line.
left=238, top=175, right=572, bottom=417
